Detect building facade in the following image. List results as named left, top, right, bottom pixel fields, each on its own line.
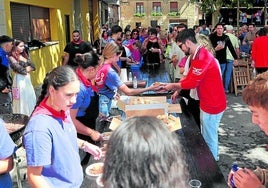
left=119, top=0, right=201, bottom=31
left=0, top=0, right=106, bottom=87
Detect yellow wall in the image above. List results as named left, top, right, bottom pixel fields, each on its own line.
left=4, top=0, right=91, bottom=87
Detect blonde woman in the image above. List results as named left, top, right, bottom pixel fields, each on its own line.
left=95, top=43, right=159, bottom=132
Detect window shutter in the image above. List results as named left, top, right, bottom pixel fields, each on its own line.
left=10, top=3, right=31, bottom=42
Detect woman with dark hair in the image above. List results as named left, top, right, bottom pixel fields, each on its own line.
left=70, top=52, right=102, bottom=165
left=103, top=116, right=189, bottom=187
left=141, top=28, right=163, bottom=70
left=23, top=66, right=102, bottom=187
left=9, top=39, right=36, bottom=116
left=99, top=30, right=109, bottom=55
left=131, top=28, right=140, bottom=41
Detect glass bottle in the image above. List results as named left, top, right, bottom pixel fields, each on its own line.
left=133, top=76, right=138, bottom=89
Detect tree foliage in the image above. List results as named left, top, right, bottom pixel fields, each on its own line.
left=191, top=0, right=255, bottom=15
left=190, top=0, right=260, bottom=27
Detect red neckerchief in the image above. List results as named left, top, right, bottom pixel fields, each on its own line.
left=32, top=97, right=68, bottom=122
left=76, top=68, right=98, bottom=92
left=72, top=39, right=83, bottom=45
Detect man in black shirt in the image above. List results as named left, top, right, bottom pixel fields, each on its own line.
left=63, top=30, right=93, bottom=67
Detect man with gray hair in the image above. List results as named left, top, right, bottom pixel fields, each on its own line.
left=0, top=35, right=13, bottom=114
left=225, top=25, right=240, bottom=93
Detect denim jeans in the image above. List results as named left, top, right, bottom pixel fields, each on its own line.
left=98, top=94, right=112, bottom=117
left=220, top=60, right=233, bottom=92
left=200, top=109, right=224, bottom=161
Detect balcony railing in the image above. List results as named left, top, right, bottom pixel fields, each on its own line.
left=167, top=11, right=180, bottom=16
left=133, top=12, right=146, bottom=17
left=151, top=11, right=162, bottom=16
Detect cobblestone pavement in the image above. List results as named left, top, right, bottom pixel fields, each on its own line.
left=11, top=93, right=268, bottom=187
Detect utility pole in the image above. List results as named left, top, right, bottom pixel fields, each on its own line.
left=237, top=0, right=240, bottom=30
left=264, top=0, right=267, bottom=25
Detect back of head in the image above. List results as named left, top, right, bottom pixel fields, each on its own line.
left=225, top=25, right=234, bottom=32
left=196, top=34, right=215, bottom=55
left=256, top=27, right=268, bottom=37
left=74, top=52, right=99, bottom=69
left=103, top=116, right=189, bottom=188
left=102, top=42, right=119, bottom=60
left=36, top=66, right=78, bottom=106
left=243, top=71, right=268, bottom=110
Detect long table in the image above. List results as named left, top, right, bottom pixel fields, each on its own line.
left=178, top=99, right=228, bottom=188
left=83, top=65, right=228, bottom=187
left=83, top=98, right=228, bottom=188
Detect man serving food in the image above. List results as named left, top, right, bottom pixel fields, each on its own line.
left=156, top=29, right=226, bottom=161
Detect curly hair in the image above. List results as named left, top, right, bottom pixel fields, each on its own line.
left=103, top=116, right=189, bottom=188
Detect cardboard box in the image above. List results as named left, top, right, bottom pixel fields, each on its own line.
left=117, top=96, right=168, bottom=118
left=117, top=96, right=181, bottom=118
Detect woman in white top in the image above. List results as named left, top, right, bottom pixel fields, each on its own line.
left=9, top=39, right=36, bottom=116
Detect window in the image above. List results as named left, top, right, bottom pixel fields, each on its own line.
left=170, top=2, right=178, bottom=12
left=136, top=2, right=144, bottom=13
left=10, top=3, right=51, bottom=42
left=152, top=2, right=161, bottom=13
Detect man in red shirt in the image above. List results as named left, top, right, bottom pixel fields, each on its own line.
left=251, top=27, right=268, bottom=74
left=158, top=29, right=226, bottom=161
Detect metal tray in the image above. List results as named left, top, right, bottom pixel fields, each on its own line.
left=1, top=114, right=29, bottom=143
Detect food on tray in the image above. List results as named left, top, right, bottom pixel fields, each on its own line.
left=156, top=114, right=181, bottom=131
left=153, top=82, right=161, bottom=86
left=87, top=163, right=104, bottom=176
left=129, top=97, right=156, bottom=105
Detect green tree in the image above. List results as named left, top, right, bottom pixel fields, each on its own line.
left=191, top=0, right=255, bottom=27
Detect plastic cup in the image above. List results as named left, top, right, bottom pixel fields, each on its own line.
left=189, top=179, right=202, bottom=188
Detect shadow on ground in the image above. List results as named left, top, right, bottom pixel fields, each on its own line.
left=218, top=94, right=268, bottom=181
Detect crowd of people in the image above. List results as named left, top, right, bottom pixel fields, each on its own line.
left=1, top=20, right=268, bottom=187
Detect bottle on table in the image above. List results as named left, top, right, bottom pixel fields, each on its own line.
left=230, top=163, right=239, bottom=188
left=128, top=72, right=132, bottom=81
left=133, top=76, right=137, bottom=89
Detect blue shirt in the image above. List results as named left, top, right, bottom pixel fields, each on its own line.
left=98, top=67, right=123, bottom=99
left=0, top=119, right=16, bottom=188
left=71, top=82, right=94, bottom=117
left=23, top=114, right=83, bottom=188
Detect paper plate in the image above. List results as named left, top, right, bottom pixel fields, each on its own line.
left=85, top=162, right=104, bottom=177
